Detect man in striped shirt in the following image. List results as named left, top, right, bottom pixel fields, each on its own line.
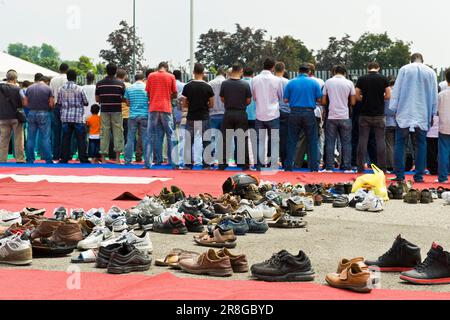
left=95, top=63, right=126, bottom=164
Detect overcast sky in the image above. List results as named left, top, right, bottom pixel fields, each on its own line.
left=0, top=0, right=448, bottom=69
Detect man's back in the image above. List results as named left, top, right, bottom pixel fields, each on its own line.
left=284, top=74, right=322, bottom=108
left=439, top=88, right=450, bottom=135
left=209, top=75, right=226, bottom=115
left=182, top=80, right=214, bottom=121
left=0, top=83, right=22, bottom=120
left=252, top=70, right=282, bottom=121
left=59, top=82, right=87, bottom=123
left=220, top=79, right=252, bottom=111
left=356, top=72, right=389, bottom=116
left=125, top=82, right=149, bottom=118
left=146, top=71, right=176, bottom=113
left=50, top=74, right=67, bottom=104
left=25, top=82, right=53, bottom=111
left=324, top=75, right=355, bottom=119
left=95, top=76, right=125, bottom=113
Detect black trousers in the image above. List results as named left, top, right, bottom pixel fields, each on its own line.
left=427, top=137, right=438, bottom=175
left=61, top=122, right=88, bottom=163
left=279, top=111, right=289, bottom=167
left=220, top=110, right=249, bottom=168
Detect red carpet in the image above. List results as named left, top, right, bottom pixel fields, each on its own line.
left=0, top=269, right=449, bottom=300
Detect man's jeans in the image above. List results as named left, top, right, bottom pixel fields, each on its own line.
left=0, top=119, right=25, bottom=162
left=51, top=104, right=62, bottom=161
left=438, top=133, right=450, bottom=182
left=210, top=114, right=224, bottom=162
left=26, top=111, right=52, bottom=163
left=357, top=116, right=386, bottom=172
left=125, top=117, right=149, bottom=166
left=394, top=127, right=427, bottom=181
left=147, top=112, right=176, bottom=167
left=61, top=122, right=88, bottom=163
left=256, top=118, right=280, bottom=168
left=325, top=119, right=352, bottom=171
left=285, top=109, right=319, bottom=171
left=100, top=112, right=124, bottom=155
left=184, top=120, right=211, bottom=167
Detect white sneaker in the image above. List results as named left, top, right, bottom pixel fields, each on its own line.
left=292, top=184, right=306, bottom=195
left=258, top=203, right=277, bottom=219
left=442, top=192, right=450, bottom=203
left=77, top=227, right=113, bottom=250
left=368, top=197, right=384, bottom=212
left=136, top=196, right=164, bottom=216
left=302, top=196, right=314, bottom=211
left=236, top=204, right=265, bottom=220
left=85, top=208, right=105, bottom=226
left=70, top=208, right=85, bottom=220
left=100, top=230, right=152, bottom=254
left=105, top=206, right=127, bottom=232
left=0, top=235, right=32, bottom=265
left=356, top=193, right=383, bottom=212
left=0, top=210, right=22, bottom=227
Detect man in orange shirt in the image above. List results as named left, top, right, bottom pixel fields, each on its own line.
left=145, top=62, right=178, bottom=168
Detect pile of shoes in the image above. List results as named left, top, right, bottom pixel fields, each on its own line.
left=389, top=181, right=437, bottom=204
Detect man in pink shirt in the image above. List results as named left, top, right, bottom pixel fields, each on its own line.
left=145, top=62, right=177, bottom=168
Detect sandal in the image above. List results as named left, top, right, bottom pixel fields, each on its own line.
left=287, top=197, right=306, bottom=217
left=268, top=212, right=307, bottom=229
left=194, top=227, right=237, bottom=248
left=71, top=249, right=98, bottom=263
left=155, top=249, right=199, bottom=269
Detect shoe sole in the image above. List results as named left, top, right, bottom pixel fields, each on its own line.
left=399, top=274, right=450, bottom=285
left=0, top=260, right=32, bottom=266
left=194, top=239, right=237, bottom=249
left=153, top=228, right=188, bottom=235
left=325, top=278, right=372, bottom=293
left=232, top=266, right=249, bottom=273
left=107, top=264, right=151, bottom=274
left=368, top=266, right=414, bottom=272
left=179, top=266, right=233, bottom=277
left=252, top=271, right=315, bottom=282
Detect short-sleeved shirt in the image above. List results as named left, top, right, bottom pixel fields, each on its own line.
left=323, top=75, right=356, bottom=120
left=25, top=82, right=53, bottom=111
left=182, top=80, right=214, bottom=121
left=438, top=88, right=450, bottom=135
left=145, top=71, right=177, bottom=113
left=219, top=79, right=252, bottom=112
left=125, top=81, right=149, bottom=119
left=284, top=74, right=322, bottom=109
left=86, top=114, right=101, bottom=139
left=0, top=83, right=22, bottom=120
left=58, top=81, right=88, bottom=123
left=95, top=76, right=126, bottom=113
left=356, top=72, right=389, bottom=116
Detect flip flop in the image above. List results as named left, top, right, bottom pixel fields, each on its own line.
left=155, top=248, right=185, bottom=267
left=71, top=249, right=98, bottom=263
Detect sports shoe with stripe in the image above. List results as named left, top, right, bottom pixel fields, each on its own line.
left=100, top=230, right=152, bottom=254
left=0, top=210, right=22, bottom=227
left=0, top=235, right=32, bottom=265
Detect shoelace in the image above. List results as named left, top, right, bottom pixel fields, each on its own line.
left=415, top=254, right=435, bottom=272
left=379, top=244, right=398, bottom=260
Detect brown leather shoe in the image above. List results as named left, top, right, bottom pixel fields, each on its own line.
left=217, top=248, right=248, bottom=273
left=31, top=220, right=63, bottom=241
left=326, top=263, right=372, bottom=293
left=78, top=218, right=96, bottom=238
left=179, top=249, right=233, bottom=277
left=337, top=257, right=367, bottom=273
left=51, top=222, right=83, bottom=247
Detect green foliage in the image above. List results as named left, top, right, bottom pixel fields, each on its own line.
left=7, top=42, right=61, bottom=72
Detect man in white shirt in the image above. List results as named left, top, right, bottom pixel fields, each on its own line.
left=252, top=58, right=283, bottom=170
left=322, top=65, right=356, bottom=172
left=81, top=72, right=97, bottom=121
left=49, top=63, right=68, bottom=161
left=208, top=69, right=227, bottom=163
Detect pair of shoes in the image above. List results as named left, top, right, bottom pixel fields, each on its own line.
left=104, top=206, right=128, bottom=231
left=152, top=211, right=188, bottom=235
left=159, top=186, right=186, bottom=205
left=356, top=192, right=384, bottom=212
left=53, top=207, right=84, bottom=221
left=194, top=226, right=237, bottom=248
left=208, top=216, right=248, bottom=236
left=251, top=250, right=315, bottom=282
left=179, top=248, right=248, bottom=277
left=238, top=211, right=269, bottom=234
left=0, top=235, right=33, bottom=265
left=404, top=189, right=433, bottom=204
left=97, top=242, right=152, bottom=274
left=77, top=226, right=113, bottom=250
left=326, top=258, right=373, bottom=293
left=95, top=230, right=152, bottom=260
left=268, top=212, right=307, bottom=229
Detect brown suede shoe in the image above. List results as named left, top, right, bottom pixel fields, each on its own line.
left=217, top=248, right=248, bottom=273
left=337, top=257, right=367, bottom=273
left=326, top=263, right=372, bottom=293
left=51, top=222, right=83, bottom=247
left=30, top=220, right=63, bottom=241
left=179, top=249, right=233, bottom=277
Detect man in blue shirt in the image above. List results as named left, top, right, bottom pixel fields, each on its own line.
left=283, top=63, right=323, bottom=171
left=124, top=72, right=150, bottom=167
left=389, top=53, right=438, bottom=182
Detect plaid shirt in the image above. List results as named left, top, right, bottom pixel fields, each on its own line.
left=58, top=81, right=88, bottom=123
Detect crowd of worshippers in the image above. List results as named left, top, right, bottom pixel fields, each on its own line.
left=1, top=53, right=449, bottom=182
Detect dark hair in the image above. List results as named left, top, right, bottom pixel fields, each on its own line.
left=388, top=75, right=396, bottom=87
left=193, top=63, right=205, bottom=75
left=41, top=76, right=50, bottom=84
left=116, top=69, right=127, bottom=79
left=275, top=62, right=286, bottom=74
left=263, top=58, right=276, bottom=70
left=173, top=70, right=182, bottom=81
left=307, top=63, right=316, bottom=74
left=216, top=68, right=226, bottom=77
left=243, top=66, right=254, bottom=77
left=22, top=80, right=31, bottom=88
left=106, top=63, right=118, bottom=77
left=86, top=72, right=95, bottom=84
left=299, top=64, right=310, bottom=73
left=333, top=64, right=347, bottom=75
left=66, top=69, right=77, bottom=82
left=446, top=69, right=450, bottom=83
left=411, top=53, right=424, bottom=63
left=368, top=61, right=380, bottom=70
left=59, top=63, right=69, bottom=73
left=145, top=68, right=155, bottom=78
left=34, top=73, right=44, bottom=82
left=283, top=71, right=290, bottom=80
left=231, top=63, right=243, bottom=73
left=158, top=62, right=169, bottom=70
left=90, top=104, right=100, bottom=115
left=135, top=72, right=145, bottom=81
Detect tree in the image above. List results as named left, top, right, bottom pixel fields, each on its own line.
left=195, top=29, right=232, bottom=70
left=228, top=24, right=268, bottom=70
left=263, top=36, right=315, bottom=71
left=65, top=56, right=98, bottom=76
left=7, top=42, right=61, bottom=71
left=99, top=20, right=145, bottom=74
left=349, top=32, right=411, bottom=69
left=316, top=35, right=354, bottom=71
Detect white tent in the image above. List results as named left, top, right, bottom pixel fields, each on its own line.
left=0, top=51, right=59, bottom=82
